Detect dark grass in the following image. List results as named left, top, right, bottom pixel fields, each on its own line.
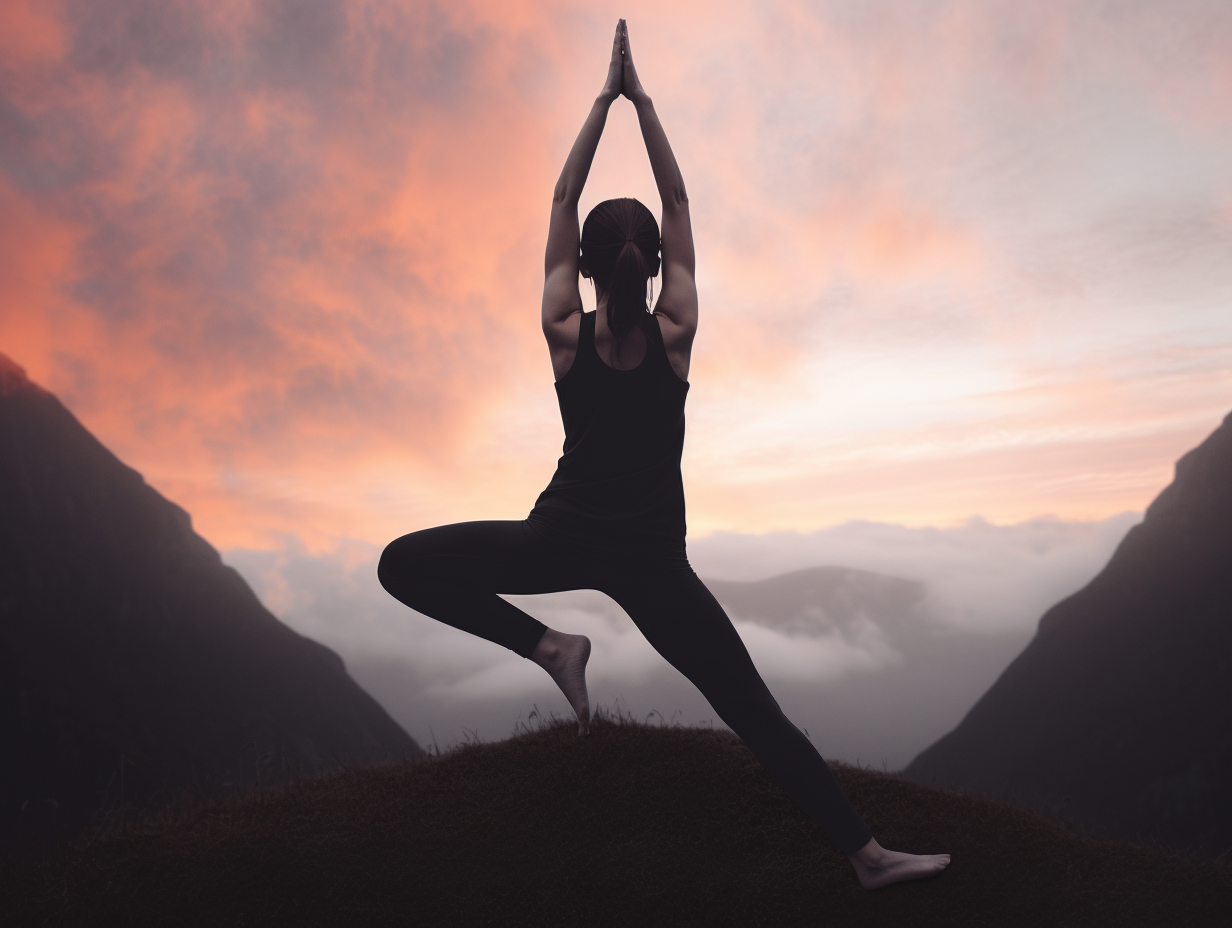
left=4, top=713, right=1230, bottom=927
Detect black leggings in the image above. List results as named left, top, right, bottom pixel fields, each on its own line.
left=377, top=519, right=872, bottom=854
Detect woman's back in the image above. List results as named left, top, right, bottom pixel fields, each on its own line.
left=530, top=310, right=689, bottom=561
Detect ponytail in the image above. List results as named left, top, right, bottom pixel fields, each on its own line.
left=607, top=241, right=651, bottom=339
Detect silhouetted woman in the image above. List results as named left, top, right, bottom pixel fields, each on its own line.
left=378, top=20, right=949, bottom=890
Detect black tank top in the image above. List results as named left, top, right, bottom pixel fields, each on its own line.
left=528, top=310, right=690, bottom=564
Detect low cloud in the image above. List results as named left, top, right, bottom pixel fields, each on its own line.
left=225, top=512, right=1134, bottom=763
left=686, top=513, right=1141, bottom=632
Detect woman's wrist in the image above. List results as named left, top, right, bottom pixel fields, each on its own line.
left=627, top=90, right=652, bottom=109
left=596, top=90, right=618, bottom=106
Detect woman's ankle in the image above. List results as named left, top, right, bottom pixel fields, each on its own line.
left=530, top=628, right=564, bottom=666
left=849, top=837, right=883, bottom=865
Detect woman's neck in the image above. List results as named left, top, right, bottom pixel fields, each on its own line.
left=592, top=296, right=648, bottom=370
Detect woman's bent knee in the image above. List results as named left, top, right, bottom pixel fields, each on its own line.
left=377, top=534, right=426, bottom=597
left=377, top=531, right=475, bottom=608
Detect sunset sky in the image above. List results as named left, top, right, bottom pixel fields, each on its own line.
left=3, top=0, right=1231, bottom=554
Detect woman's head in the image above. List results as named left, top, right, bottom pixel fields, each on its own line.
left=580, top=198, right=660, bottom=340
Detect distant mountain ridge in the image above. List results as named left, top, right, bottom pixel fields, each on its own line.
left=682, top=565, right=1031, bottom=771
left=905, top=412, right=1232, bottom=852
left=0, top=353, right=420, bottom=842
left=704, top=566, right=927, bottom=638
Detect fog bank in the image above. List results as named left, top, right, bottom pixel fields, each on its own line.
left=226, top=513, right=1136, bottom=767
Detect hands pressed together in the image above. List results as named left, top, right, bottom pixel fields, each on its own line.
left=543, top=15, right=695, bottom=379
left=601, top=19, right=647, bottom=104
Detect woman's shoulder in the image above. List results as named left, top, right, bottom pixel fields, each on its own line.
left=649, top=310, right=693, bottom=382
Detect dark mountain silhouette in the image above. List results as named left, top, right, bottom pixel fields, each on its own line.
left=905, top=413, right=1232, bottom=852
left=0, top=354, right=420, bottom=843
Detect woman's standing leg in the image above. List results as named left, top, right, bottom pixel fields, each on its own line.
left=608, top=567, right=952, bottom=886
left=606, top=567, right=873, bottom=853
left=377, top=521, right=594, bottom=733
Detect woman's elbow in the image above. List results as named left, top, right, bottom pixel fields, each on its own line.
left=552, top=181, right=580, bottom=207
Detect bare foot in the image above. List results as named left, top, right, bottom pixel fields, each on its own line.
left=848, top=837, right=950, bottom=890
left=530, top=628, right=591, bottom=735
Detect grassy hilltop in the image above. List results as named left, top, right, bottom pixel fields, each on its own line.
left=5, top=715, right=1230, bottom=928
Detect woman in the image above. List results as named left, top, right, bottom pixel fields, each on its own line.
left=378, top=20, right=949, bottom=890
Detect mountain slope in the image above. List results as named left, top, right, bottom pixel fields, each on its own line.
left=905, top=413, right=1232, bottom=851
left=0, top=354, right=420, bottom=842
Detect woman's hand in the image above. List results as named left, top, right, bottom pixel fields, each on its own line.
left=599, top=20, right=624, bottom=102
left=619, top=20, right=647, bottom=102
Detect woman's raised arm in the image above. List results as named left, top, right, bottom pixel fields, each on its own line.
left=620, top=22, right=698, bottom=371
left=541, top=23, right=624, bottom=376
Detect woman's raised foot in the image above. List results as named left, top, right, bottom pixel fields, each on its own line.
left=530, top=628, right=592, bottom=735
left=848, top=837, right=950, bottom=890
